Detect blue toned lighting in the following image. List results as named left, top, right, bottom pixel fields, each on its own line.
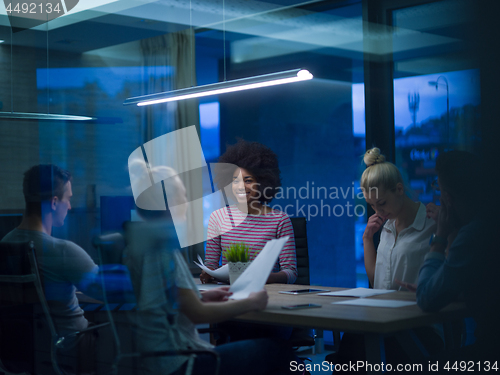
left=124, top=69, right=313, bottom=107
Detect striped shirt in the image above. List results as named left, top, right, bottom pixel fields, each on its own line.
left=205, top=206, right=297, bottom=284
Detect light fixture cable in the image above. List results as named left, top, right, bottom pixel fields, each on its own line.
left=190, top=0, right=193, bottom=88
left=122, top=0, right=313, bottom=108
left=223, top=0, right=226, bottom=82
left=10, top=19, right=13, bottom=113
left=47, top=11, right=49, bottom=114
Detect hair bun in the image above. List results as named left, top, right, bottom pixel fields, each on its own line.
left=364, top=147, right=386, bottom=167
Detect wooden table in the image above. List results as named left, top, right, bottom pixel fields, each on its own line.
left=230, top=284, right=468, bottom=373
left=81, top=281, right=468, bottom=374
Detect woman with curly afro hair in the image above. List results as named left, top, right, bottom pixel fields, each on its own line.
left=201, top=139, right=298, bottom=285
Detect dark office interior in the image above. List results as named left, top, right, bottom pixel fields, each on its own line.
left=1, top=0, right=499, bottom=373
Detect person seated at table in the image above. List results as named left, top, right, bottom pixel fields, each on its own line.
left=417, top=150, right=499, bottom=362
left=124, top=164, right=303, bottom=375
left=200, top=139, right=297, bottom=285
left=327, top=148, right=442, bottom=373
left=361, top=147, right=436, bottom=290
left=1, top=164, right=100, bottom=373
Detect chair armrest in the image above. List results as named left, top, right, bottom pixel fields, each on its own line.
left=127, top=348, right=219, bottom=359
left=198, top=327, right=230, bottom=344
left=123, top=348, right=220, bottom=375
left=56, top=322, right=110, bottom=349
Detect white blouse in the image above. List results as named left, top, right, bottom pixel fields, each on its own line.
left=373, top=203, right=436, bottom=290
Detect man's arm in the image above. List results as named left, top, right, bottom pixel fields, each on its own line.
left=416, top=253, right=450, bottom=312
left=417, top=199, right=463, bottom=312
left=62, top=241, right=102, bottom=295
left=417, top=229, right=473, bottom=312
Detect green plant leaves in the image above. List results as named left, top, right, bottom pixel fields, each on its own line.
left=222, top=242, right=250, bottom=262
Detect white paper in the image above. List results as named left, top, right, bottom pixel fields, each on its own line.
left=229, top=236, right=289, bottom=300
left=196, top=283, right=224, bottom=291
left=318, top=288, right=396, bottom=298
left=194, top=255, right=229, bottom=282
left=332, top=299, right=416, bottom=308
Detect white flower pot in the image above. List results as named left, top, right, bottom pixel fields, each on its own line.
left=228, top=261, right=252, bottom=284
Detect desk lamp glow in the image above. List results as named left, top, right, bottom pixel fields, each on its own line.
left=123, top=68, right=313, bottom=106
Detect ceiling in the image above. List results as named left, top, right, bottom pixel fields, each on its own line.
left=0, top=0, right=477, bottom=76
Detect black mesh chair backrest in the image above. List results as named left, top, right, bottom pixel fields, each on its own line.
left=1, top=241, right=108, bottom=375
left=92, top=232, right=126, bottom=264
left=0, top=241, right=39, bottom=374
left=0, top=241, right=39, bottom=306
left=290, top=217, right=310, bottom=285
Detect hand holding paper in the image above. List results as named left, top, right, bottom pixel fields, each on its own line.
left=194, top=255, right=229, bottom=282
left=229, top=236, right=289, bottom=300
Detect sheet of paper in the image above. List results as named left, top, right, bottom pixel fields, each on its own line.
left=318, top=288, right=396, bottom=298
left=196, top=283, right=224, bottom=291
left=229, top=236, right=289, bottom=300
left=332, top=298, right=416, bottom=308
left=194, top=255, right=229, bottom=282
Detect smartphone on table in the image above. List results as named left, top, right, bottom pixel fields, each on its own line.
left=279, top=289, right=329, bottom=295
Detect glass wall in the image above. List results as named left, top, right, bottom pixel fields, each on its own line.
left=0, top=0, right=496, bottom=367
left=393, top=0, right=481, bottom=205
left=0, top=0, right=488, bottom=286
left=352, top=0, right=480, bottom=286
left=0, top=0, right=367, bottom=287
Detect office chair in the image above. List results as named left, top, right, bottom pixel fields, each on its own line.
left=289, top=217, right=341, bottom=355
left=288, top=217, right=318, bottom=352
left=291, top=217, right=310, bottom=286
left=0, top=241, right=108, bottom=375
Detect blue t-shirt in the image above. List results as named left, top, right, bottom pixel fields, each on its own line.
left=2, top=228, right=98, bottom=335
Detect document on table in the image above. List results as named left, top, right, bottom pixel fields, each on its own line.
left=229, top=236, right=289, bottom=300
left=194, top=255, right=229, bottom=282
left=196, top=283, right=224, bottom=291
left=332, top=298, right=416, bottom=308
left=318, top=288, right=396, bottom=298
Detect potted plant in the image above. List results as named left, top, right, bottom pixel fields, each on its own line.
left=223, top=242, right=252, bottom=284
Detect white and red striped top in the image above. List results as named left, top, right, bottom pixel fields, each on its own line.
left=205, top=206, right=298, bottom=284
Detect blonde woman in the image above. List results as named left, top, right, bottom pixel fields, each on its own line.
left=327, top=148, right=442, bottom=373
left=361, top=148, right=436, bottom=290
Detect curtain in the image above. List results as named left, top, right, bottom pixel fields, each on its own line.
left=140, top=29, right=204, bottom=269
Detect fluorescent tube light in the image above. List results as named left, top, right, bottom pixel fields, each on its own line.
left=0, top=112, right=95, bottom=121
left=123, top=68, right=313, bottom=107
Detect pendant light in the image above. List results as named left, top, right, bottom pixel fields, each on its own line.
left=123, top=0, right=312, bottom=107
left=0, top=17, right=94, bottom=121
